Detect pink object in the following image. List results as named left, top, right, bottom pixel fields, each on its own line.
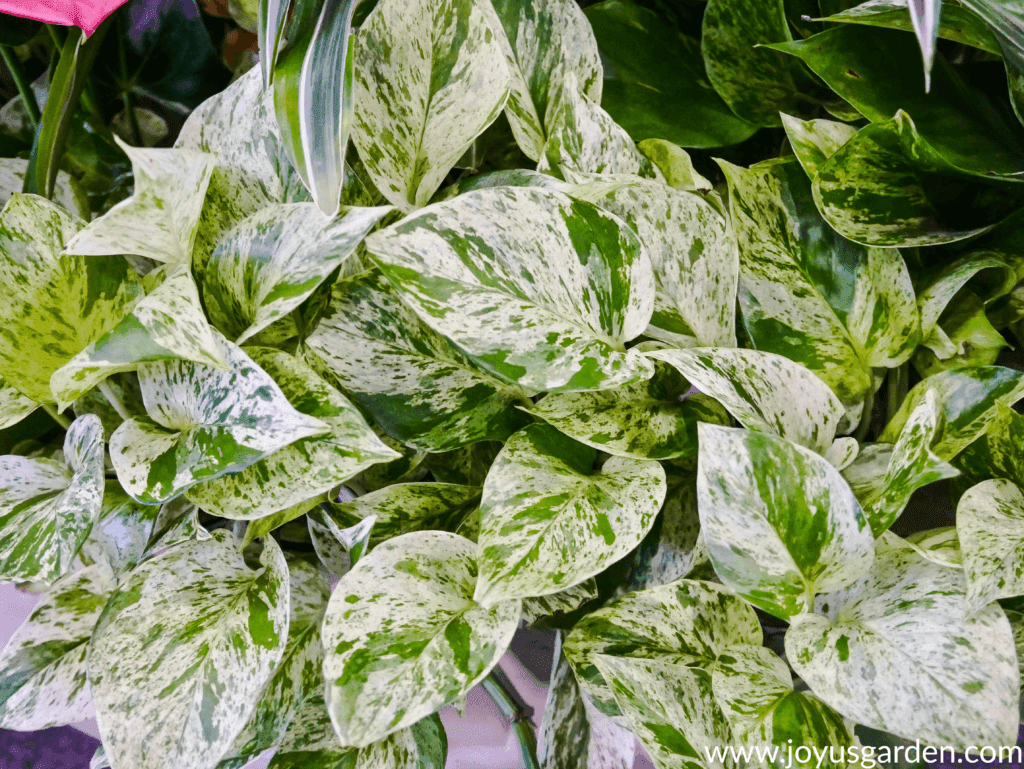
left=0, top=0, right=127, bottom=36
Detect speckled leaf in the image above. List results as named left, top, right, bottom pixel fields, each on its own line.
left=564, top=173, right=737, bottom=348
left=901, top=526, right=963, bottom=568
left=218, top=557, right=331, bottom=769
left=351, top=0, right=510, bottom=210
left=528, top=355, right=728, bottom=460
left=63, top=141, right=215, bottom=265
left=89, top=531, right=290, bottom=769
left=702, top=0, right=814, bottom=127
left=856, top=390, right=959, bottom=537
left=955, top=403, right=1024, bottom=488
left=711, top=645, right=854, bottom=767
left=186, top=348, right=397, bottom=520
left=913, top=290, right=1008, bottom=377
left=322, top=531, right=520, bottom=747
left=593, top=655, right=735, bottom=769
left=647, top=347, right=844, bottom=456
left=959, top=0, right=1024, bottom=72
left=144, top=497, right=210, bottom=556
left=303, top=269, right=529, bottom=451
left=51, top=267, right=228, bottom=408
left=780, top=115, right=857, bottom=179
left=786, top=547, right=1019, bottom=749
left=0, top=377, right=37, bottom=429
left=78, top=482, right=160, bottom=575
left=203, top=204, right=391, bottom=345
left=696, top=424, right=874, bottom=619
left=957, top=479, right=1024, bottom=616
left=482, top=0, right=602, bottom=161
left=522, top=579, right=598, bottom=626
left=538, top=632, right=634, bottom=769
left=563, top=579, right=762, bottom=718
left=0, top=195, right=142, bottom=403
left=0, top=158, right=88, bottom=220
left=879, top=366, right=1024, bottom=459
left=0, top=564, right=112, bottom=729
left=309, top=507, right=377, bottom=577
left=366, top=186, right=656, bottom=392
left=0, top=414, right=105, bottom=583
left=539, top=75, right=660, bottom=180
left=422, top=443, right=502, bottom=488
left=353, top=713, right=447, bottom=769
left=721, top=158, right=920, bottom=410
left=109, top=334, right=330, bottom=504
left=474, top=423, right=665, bottom=606
left=637, top=141, right=714, bottom=193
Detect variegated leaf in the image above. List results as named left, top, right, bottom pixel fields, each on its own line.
left=646, top=347, right=844, bottom=456
left=528, top=354, right=729, bottom=460
left=78, top=482, right=160, bottom=575
left=712, top=644, right=854, bottom=768
left=696, top=424, right=874, bottom=619
left=957, top=479, right=1024, bottom=616
left=63, top=140, right=215, bottom=265
left=0, top=195, right=142, bottom=403
left=366, top=186, right=656, bottom=392
left=593, top=655, right=736, bottom=769
left=0, top=376, right=37, bottom=430
left=887, top=526, right=963, bottom=569
left=780, top=115, right=858, bottom=179
left=144, top=497, right=210, bottom=555
left=0, top=158, right=88, bottom=220
left=89, top=531, right=289, bottom=769
left=352, top=0, right=510, bottom=210
left=637, top=140, right=714, bottom=193
left=563, top=579, right=761, bottom=717
left=186, top=348, right=397, bottom=520
left=720, top=158, right=920, bottom=409
left=218, top=557, right=331, bottom=768
left=824, top=437, right=859, bottom=471
left=482, top=0, right=602, bottom=161
left=880, top=366, right=1024, bottom=459
left=303, top=269, right=529, bottom=451
left=0, top=414, right=105, bottom=583
left=913, top=290, right=1008, bottom=377
left=51, top=266, right=228, bottom=408
left=538, top=632, right=634, bottom=769
left=322, top=531, right=520, bottom=747
left=786, top=547, right=1019, bottom=750
left=351, top=713, right=448, bottom=769
left=474, top=423, right=665, bottom=606
left=422, top=442, right=502, bottom=488
left=203, top=203, right=391, bottom=345
left=955, top=402, right=1024, bottom=488
left=308, top=506, right=377, bottom=577
left=110, top=334, right=330, bottom=504
left=0, top=564, right=112, bottom=729
left=522, top=579, right=598, bottom=626
left=855, top=390, right=958, bottom=537
left=540, top=75, right=660, bottom=180
left=564, top=173, right=737, bottom=348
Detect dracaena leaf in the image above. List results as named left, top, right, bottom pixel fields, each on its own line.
left=62, top=141, right=216, bottom=265
left=109, top=333, right=330, bottom=504
left=366, top=186, right=656, bottom=392
left=352, top=0, right=511, bottom=210
left=474, top=423, right=666, bottom=606
left=957, top=478, right=1024, bottom=616
left=482, top=0, right=603, bottom=162
left=0, top=414, right=105, bottom=583
left=89, top=531, right=290, bottom=769
left=185, top=348, right=398, bottom=521
left=0, top=563, right=113, bottom=730
left=0, top=195, right=142, bottom=404
left=203, top=203, right=391, bottom=345
left=322, top=531, right=520, bottom=747
left=786, top=547, right=1019, bottom=750
left=302, top=268, right=530, bottom=452
left=696, top=424, right=874, bottom=619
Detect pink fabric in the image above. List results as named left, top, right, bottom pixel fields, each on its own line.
left=0, top=0, right=127, bottom=36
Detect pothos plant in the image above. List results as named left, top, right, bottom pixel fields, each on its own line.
left=1, top=0, right=1024, bottom=768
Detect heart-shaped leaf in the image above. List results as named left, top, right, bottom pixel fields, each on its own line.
left=957, top=478, right=1024, bottom=616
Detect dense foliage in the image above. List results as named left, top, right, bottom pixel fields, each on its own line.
left=2, top=0, right=1024, bottom=767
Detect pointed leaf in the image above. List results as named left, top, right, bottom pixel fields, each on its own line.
left=303, top=269, right=529, bottom=451
left=0, top=376, right=37, bottom=430
left=366, top=186, right=656, bottom=392
left=78, top=482, right=160, bottom=575
left=696, top=424, right=874, bottom=619
left=955, top=402, right=1024, bottom=488
left=0, top=564, right=112, bottom=729
left=89, top=531, right=290, bottom=769
left=323, top=531, right=520, bottom=747
left=109, top=334, right=329, bottom=504
left=352, top=0, right=510, bottom=209
left=521, top=579, right=598, bottom=626
left=786, top=547, right=1019, bottom=750
left=474, top=423, right=665, bottom=605
left=186, top=348, right=397, bottom=520
left=909, top=0, right=942, bottom=90
left=309, top=507, right=377, bottom=577
left=780, top=115, right=858, bottom=179
left=957, top=478, right=1024, bottom=616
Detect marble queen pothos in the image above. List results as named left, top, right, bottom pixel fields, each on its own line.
left=1, top=0, right=1024, bottom=767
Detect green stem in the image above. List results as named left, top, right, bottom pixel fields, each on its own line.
left=46, top=24, right=65, bottom=50
left=481, top=672, right=540, bottom=769
left=886, top=363, right=909, bottom=427
left=98, top=380, right=132, bottom=421
left=116, top=22, right=141, bottom=146
left=0, top=45, right=41, bottom=128
left=42, top=403, right=71, bottom=429
left=854, top=384, right=874, bottom=444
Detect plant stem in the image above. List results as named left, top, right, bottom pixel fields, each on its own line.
left=853, top=384, right=874, bottom=444
left=116, top=20, right=141, bottom=146
left=98, top=380, right=132, bottom=421
left=0, top=45, right=41, bottom=128
left=886, top=363, right=909, bottom=427
left=41, top=403, right=71, bottom=429
left=481, top=671, right=540, bottom=769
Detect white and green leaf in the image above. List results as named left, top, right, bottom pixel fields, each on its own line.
left=957, top=479, right=1024, bottom=616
